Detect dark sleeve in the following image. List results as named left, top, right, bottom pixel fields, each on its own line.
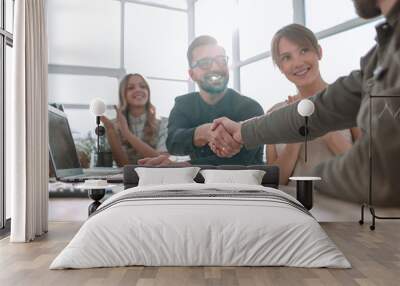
left=314, top=95, right=400, bottom=206
left=237, top=98, right=264, bottom=121
left=166, top=99, right=197, bottom=156
left=241, top=70, right=363, bottom=148
left=315, top=45, right=400, bottom=206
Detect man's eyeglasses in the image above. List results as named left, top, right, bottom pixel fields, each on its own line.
left=190, top=55, right=229, bottom=70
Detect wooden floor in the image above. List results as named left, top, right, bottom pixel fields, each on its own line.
left=0, top=221, right=400, bottom=286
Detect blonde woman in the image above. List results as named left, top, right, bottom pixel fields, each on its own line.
left=101, top=73, right=168, bottom=166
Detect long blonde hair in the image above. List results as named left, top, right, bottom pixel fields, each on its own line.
left=118, top=73, right=158, bottom=146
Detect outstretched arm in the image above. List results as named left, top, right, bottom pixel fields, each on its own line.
left=241, top=70, right=362, bottom=148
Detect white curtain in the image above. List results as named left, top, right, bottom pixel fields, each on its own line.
left=8, top=0, right=49, bottom=242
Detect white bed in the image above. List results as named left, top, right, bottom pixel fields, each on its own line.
left=50, top=183, right=350, bottom=269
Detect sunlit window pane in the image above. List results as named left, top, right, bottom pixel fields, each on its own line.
left=0, top=2, right=3, bottom=29
left=47, top=0, right=120, bottom=68
left=319, top=21, right=381, bottom=84
left=147, top=79, right=188, bottom=118
left=239, top=0, right=293, bottom=60
left=5, top=0, right=14, bottom=33
left=144, top=0, right=187, bottom=9
left=125, top=3, right=188, bottom=80
left=63, top=108, right=97, bottom=139
left=305, top=0, right=358, bottom=32
left=241, top=58, right=296, bottom=112
left=195, top=0, right=236, bottom=60
left=48, top=74, right=119, bottom=106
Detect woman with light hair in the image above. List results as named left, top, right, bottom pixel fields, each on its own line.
left=101, top=73, right=168, bottom=166
left=266, top=24, right=361, bottom=185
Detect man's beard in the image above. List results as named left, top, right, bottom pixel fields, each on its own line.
left=198, top=72, right=229, bottom=95
left=353, top=0, right=381, bottom=19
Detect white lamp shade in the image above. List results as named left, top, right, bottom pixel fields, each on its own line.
left=297, top=99, right=315, bottom=117
left=90, top=98, right=106, bottom=116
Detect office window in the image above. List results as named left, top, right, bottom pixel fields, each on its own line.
left=5, top=0, right=13, bottom=32
left=48, top=74, right=119, bottom=106
left=63, top=108, right=100, bottom=139
left=305, top=0, right=357, bottom=32
left=145, top=0, right=187, bottom=9
left=1, top=0, right=13, bottom=229
left=147, top=79, right=188, bottom=118
left=239, top=0, right=293, bottom=60
left=47, top=0, right=120, bottom=68
left=125, top=3, right=188, bottom=80
left=240, top=58, right=295, bottom=112
left=195, top=0, right=236, bottom=60
left=319, top=20, right=381, bottom=84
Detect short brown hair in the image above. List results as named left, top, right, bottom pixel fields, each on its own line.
left=187, top=35, right=218, bottom=67
left=271, top=24, right=320, bottom=66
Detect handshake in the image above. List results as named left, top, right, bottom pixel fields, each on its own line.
left=207, top=117, right=243, bottom=158
left=138, top=117, right=243, bottom=166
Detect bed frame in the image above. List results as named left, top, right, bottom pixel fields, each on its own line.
left=88, top=165, right=282, bottom=216
left=88, top=164, right=316, bottom=216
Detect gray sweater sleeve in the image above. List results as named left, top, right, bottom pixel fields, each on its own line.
left=241, top=70, right=363, bottom=148
left=240, top=70, right=375, bottom=204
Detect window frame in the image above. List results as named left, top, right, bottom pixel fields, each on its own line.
left=1, top=0, right=14, bottom=234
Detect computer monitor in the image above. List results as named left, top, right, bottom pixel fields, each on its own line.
left=48, top=105, right=84, bottom=178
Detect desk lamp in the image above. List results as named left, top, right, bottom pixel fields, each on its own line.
left=297, top=99, right=315, bottom=162
left=89, top=98, right=106, bottom=154
left=289, top=99, right=320, bottom=210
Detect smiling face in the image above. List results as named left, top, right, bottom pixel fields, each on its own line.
left=189, top=44, right=229, bottom=95
left=124, top=74, right=150, bottom=108
left=277, top=37, right=322, bottom=89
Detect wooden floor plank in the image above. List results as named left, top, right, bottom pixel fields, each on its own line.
left=0, top=221, right=400, bottom=286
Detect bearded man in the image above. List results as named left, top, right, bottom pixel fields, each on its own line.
left=164, top=35, right=264, bottom=165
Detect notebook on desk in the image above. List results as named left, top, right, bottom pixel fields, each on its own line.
left=48, top=105, right=123, bottom=183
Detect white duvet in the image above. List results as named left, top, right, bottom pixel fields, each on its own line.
left=50, top=183, right=350, bottom=269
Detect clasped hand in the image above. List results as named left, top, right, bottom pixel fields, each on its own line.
left=209, top=117, right=243, bottom=158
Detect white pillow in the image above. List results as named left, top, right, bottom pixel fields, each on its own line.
left=135, top=167, right=201, bottom=186
left=200, top=169, right=266, bottom=185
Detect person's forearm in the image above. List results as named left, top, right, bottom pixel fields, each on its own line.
left=124, top=132, right=159, bottom=158
left=323, top=132, right=352, bottom=155
left=105, top=128, right=128, bottom=167
left=241, top=71, right=362, bottom=149
left=166, top=128, right=197, bottom=155
left=268, top=144, right=301, bottom=185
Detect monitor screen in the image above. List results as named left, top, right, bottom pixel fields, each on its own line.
left=48, top=106, right=81, bottom=173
